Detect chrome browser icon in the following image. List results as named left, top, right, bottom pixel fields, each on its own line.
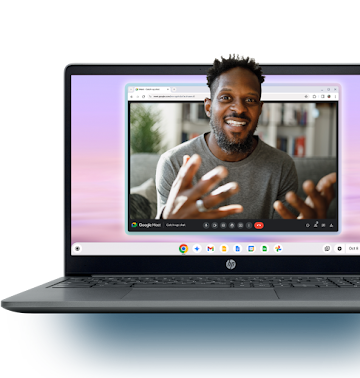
left=179, top=244, right=189, bottom=254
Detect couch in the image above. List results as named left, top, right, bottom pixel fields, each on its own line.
left=130, top=153, right=337, bottom=219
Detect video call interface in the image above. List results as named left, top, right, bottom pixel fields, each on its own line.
left=128, top=84, right=339, bottom=233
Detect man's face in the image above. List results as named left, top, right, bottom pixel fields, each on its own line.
left=205, top=67, right=263, bottom=154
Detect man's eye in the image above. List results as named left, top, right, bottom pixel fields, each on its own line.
left=220, top=95, right=231, bottom=100
left=246, top=98, right=256, bottom=102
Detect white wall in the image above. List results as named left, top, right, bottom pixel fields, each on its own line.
left=156, top=103, right=183, bottom=150
left=136, top=103, right=182, bottom=152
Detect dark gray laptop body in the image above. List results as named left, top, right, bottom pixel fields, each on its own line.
left=2, top=64, right=360, bottom=313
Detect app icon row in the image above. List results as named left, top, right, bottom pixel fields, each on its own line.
left=179, top=244, right=283, bottom=254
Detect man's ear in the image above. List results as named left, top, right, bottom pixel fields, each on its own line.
left=204, top=97, right=212, bottom=118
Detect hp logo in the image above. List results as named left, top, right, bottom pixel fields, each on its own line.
left=226, top=259, right=236, bottom=270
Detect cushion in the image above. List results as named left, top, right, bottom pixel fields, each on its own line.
left=130, top=153, right=161, bottom=188
left=130, top=178, right=157, bottom=219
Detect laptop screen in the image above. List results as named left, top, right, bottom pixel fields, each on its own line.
left=70, top=68, right=358, bottom=257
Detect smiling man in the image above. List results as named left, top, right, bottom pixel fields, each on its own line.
left=155, top=55, right=336, bottom=220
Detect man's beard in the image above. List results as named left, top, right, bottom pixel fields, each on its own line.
left=209, top=117, right=257, bottom=154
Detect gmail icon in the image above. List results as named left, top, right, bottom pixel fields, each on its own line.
left=207, top=244, right=215, bottom=253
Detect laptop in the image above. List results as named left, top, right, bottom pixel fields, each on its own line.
left=2, top=60, right=360, bottom=313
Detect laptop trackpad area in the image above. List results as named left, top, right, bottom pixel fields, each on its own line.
left=275, top=288, right=360, bottom=300
left=123, top=288, right=278, bottom=301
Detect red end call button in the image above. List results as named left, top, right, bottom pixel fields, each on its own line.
left=254, top=222, right=264, bottom=229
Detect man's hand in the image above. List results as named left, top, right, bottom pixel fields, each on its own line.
left=162, top=154, right=243, bottom=219
left=274, top=172, right=336, bottom=219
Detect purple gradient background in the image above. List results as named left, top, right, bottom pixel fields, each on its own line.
left=71, top=75, right=360, bottom=244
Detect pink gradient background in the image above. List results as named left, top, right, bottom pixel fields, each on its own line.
left=71, top=75, right=360, bottom=244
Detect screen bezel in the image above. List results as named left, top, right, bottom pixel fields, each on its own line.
left=65, top=64, right=360, bottom=275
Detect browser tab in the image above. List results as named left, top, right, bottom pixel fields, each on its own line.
left=132, top=87, right=171, bottom=93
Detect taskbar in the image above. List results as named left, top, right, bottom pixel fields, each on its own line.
left=71, top=242, right=359, bottom=256
left=128, top=219, right=338, bottom=232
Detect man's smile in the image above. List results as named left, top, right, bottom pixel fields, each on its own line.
left=224, top=117, right=249, bottom=129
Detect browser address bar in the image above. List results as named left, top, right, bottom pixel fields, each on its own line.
left=151, top=94, right=316, bottom=100
left=150, top=94, right=311, bottom=100
left=149, top=94, right=208, bottom=99
left=261, top=94, right=311, bottom=100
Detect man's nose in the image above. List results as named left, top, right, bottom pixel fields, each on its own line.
left=230, top=99, right=248, bottom=113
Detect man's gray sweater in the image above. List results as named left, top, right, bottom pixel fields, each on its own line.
left=156, top=133, right=298, bottom=219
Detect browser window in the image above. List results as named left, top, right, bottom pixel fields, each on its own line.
left=127, top=84, right=339, bottom=234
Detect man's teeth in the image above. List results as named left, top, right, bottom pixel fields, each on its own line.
left=226, top=120, right=247, bottom=126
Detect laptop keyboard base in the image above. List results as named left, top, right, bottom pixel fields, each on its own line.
left=50, top=276, right=360, bottom=289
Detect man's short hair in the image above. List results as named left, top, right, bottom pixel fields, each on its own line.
left=207, top=55, right=265, bottom=98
